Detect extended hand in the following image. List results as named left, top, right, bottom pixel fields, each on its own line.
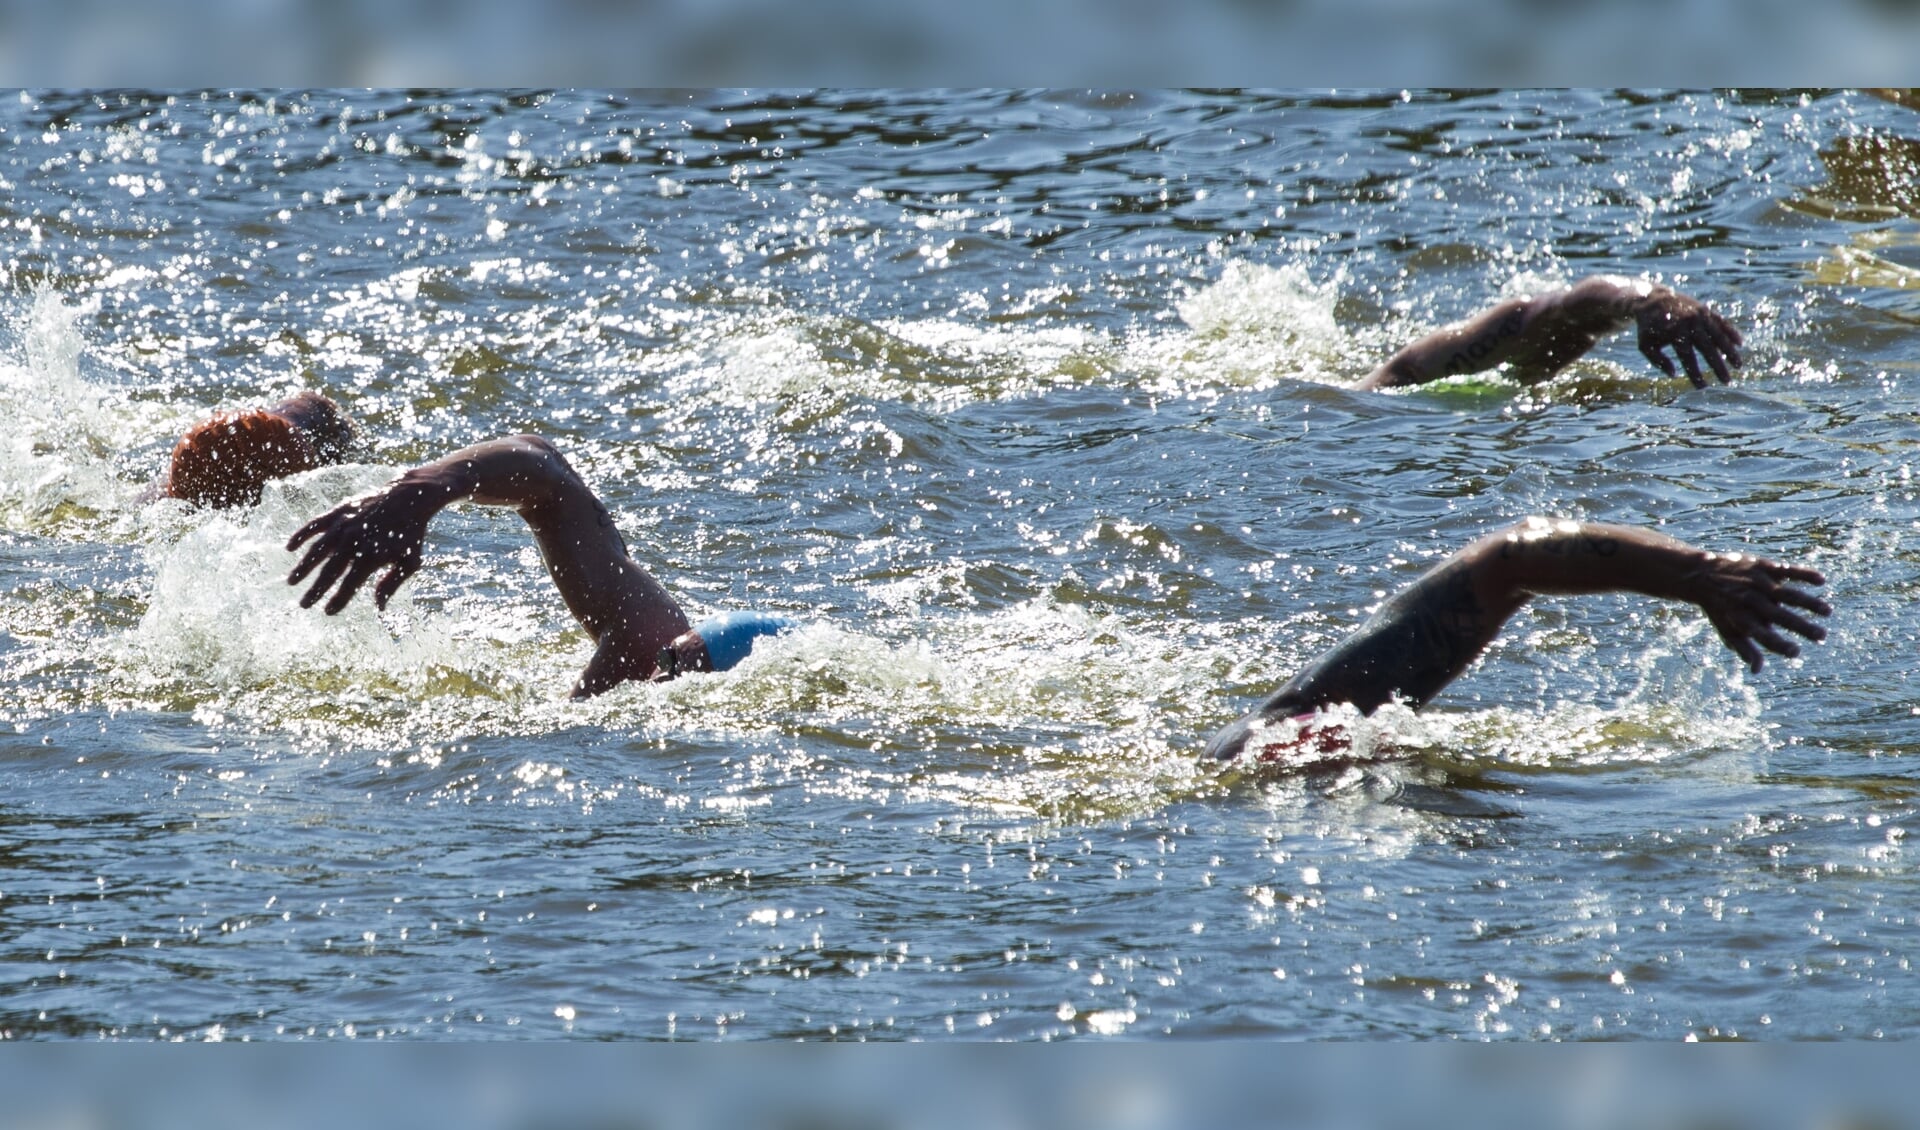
left=286, top=478, right=445, bottom=614
left=1691, top=552, right=1829, bottom=672
left=1633, top=288, right=1744, bottom=387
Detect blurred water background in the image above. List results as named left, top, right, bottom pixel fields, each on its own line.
left=1, top=87, right=1920, bottom=1062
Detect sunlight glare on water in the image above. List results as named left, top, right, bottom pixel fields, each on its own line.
left=0, top=90, right=1918, bottom=1042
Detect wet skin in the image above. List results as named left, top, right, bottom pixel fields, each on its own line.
left=1203, top=518, right=1830, bottom=763
left=287, top=435, right=691, bottom=699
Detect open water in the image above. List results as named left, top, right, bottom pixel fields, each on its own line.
left=1, top=89, right=1918, bottom=1041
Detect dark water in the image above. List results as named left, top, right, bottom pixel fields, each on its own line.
left=1, top=89, right=1918, bottom=1040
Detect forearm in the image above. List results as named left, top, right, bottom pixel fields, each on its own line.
left=1358, top=275, right=1652, bottom=389
left=1252, top=518, right=1698, bottom=720
left=405, top=436, right=677, bottom=642
left=1208, top=518, right=1826, bottom=761
left=289, top=433, right=691, bottom=692
left=403, top=436, right=625, bottom=578
left=1481, top=517, right=1702, bottom=605
left=400, top=435, right=580, bottom=510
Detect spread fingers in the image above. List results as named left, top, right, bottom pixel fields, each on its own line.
left=1674, top=340, right=1706, bottom=388
left=297, top=552, right=354, bottom=609
left=1640, top=342, right=1678, bottom=380
left=324, top=560, right=380, bottom=616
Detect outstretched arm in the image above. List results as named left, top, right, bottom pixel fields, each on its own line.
left=287, top=435, right=689, bottom=697
left=1203, top=518, right=1829, bottom=761
left=1355, top=275, right=1744, bottom=390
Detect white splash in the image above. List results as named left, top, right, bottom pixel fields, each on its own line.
left=0, top=290, right=155, bottom=530
left=1134, top=259, right=1362, bottom=391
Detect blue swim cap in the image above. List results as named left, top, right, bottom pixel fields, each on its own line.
left=693, top=611, right=799, bottom=673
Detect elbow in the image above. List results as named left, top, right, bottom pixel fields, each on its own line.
left=501, top=434, right=573, bottom=481
left=508, top=434, right=563, bottom=458
left=1482, top=514, right=1579, bottom=565
left=512, top=435, right=580, bottom=488
left=1497, top=515, right=1587, bottom=546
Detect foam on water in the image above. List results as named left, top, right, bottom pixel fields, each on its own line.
left=1207, top=590, right=1777, bottom=796
left=640, top=309, right=1112, bottom=424
left=1031, top=258, right=1356, bottom=396
left=705, top=598, right=1211, bottom=735
left=121, top=467, right=463, bottom=690
left=115, top=570, right=1227, bottom=816
left=606, top=258, right=1371, bottom=428
left=5, top=90, right=1911, bottom=1041
left=0, top=292, right=150, bottom=533
left=0, top=276, right=1790, bottom=809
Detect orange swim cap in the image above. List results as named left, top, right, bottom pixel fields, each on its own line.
left=165, top=409, right=323, bottom=509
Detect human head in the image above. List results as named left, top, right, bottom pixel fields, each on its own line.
left=164, top=391, right=359, bottom=509
left=653, top=611, right=798, bottom=680
left=272, top=390, right=358, bottom=462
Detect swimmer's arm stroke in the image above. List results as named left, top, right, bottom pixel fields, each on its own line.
left=286, top=435, right=690, bottom=696
left=1205, top=519, right=1828, bottom=760
left=1356, top=275, right=1744, bottom=390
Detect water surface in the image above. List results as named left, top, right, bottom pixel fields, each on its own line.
left=2, top=89, right=1918, bottom=1040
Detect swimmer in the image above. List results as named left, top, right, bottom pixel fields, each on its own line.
left=158, top=391, right=359, bottom=508
left=1356, top=275, right=1743, bottom=390
left=1203, top=518, right=1830, bottom=763
left=283, top=434, right=795, bottom=698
